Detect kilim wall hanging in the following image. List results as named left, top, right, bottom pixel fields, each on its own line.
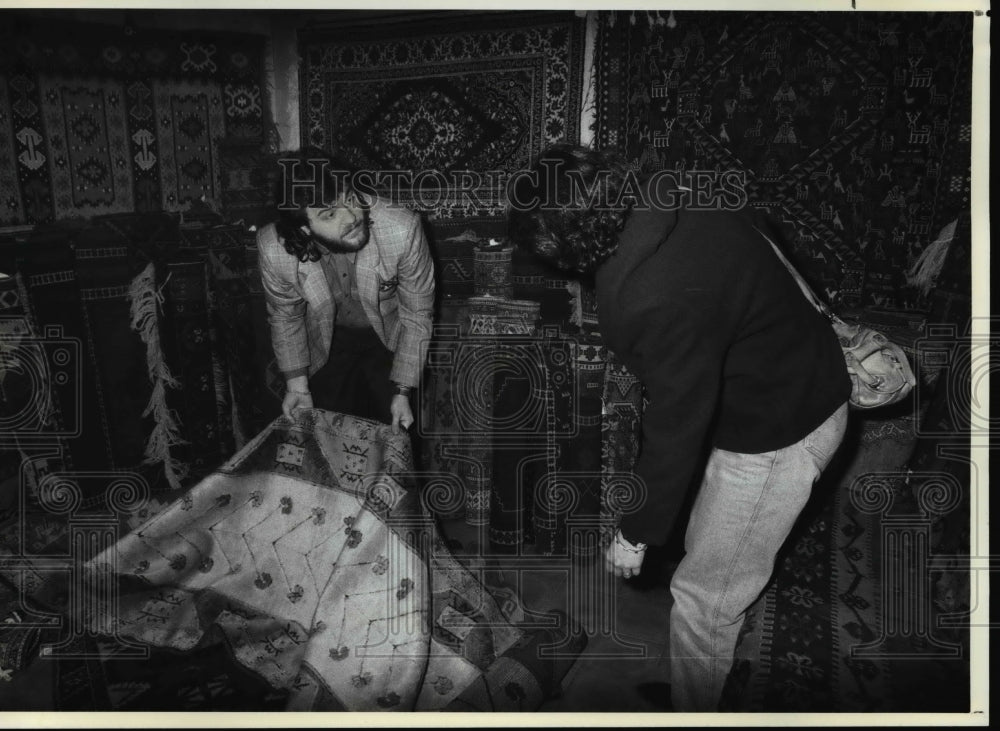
left=594, top=10, right=972, bottom=312
left=0, top=14, right=268, bottom=226
left=298, top=11, right=587, bottom=220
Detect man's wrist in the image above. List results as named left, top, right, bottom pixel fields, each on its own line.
left=392, top=382, right=412, bottom=397
left=615, top=528, right=647, bottom=553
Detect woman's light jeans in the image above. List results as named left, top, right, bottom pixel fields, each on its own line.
left=669, top=402, right=849, bottom=711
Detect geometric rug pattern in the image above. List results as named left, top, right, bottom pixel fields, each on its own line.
left=594, top=10, right=972, bottom=310
left=0, top=410, right=587, bottom=711
left=299, top=11, right=587, bottom=219
left=0, top=14, right=267, bottom=225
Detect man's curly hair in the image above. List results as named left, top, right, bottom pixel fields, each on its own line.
left=272, top=147, right=360, bottom=262
left=507, top=144, right=633, bottom=275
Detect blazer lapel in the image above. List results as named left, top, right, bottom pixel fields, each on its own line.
left=297, top=258, right=332, bottom=311
left=356, top=201, right=385, bottom=274
left=356, top=208, right=385, bottom=327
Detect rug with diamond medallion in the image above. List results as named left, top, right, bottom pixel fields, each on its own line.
left=299, top=11, right=586, bottom=220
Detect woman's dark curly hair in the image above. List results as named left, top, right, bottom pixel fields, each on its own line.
left=506, top=144, right=633, bottom=275
left=272, top=146, right=361, bottom=262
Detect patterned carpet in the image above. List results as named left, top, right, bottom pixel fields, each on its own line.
left=721, top=407, right=970, bottom=712
left=593, top=10, right=972, bottom=311
left=0, top=15, right=267, bottom=226
left=299, top=11, right=587, bottom=220
left=0, top=409, right=585, bottom=711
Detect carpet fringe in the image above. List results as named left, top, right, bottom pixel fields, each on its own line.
left=128, top=262, right=189, bottom=489
left=906, top=218, right=957, bottom=295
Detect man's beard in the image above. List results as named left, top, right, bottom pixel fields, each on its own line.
left=313, top=217, right=370, bottom=253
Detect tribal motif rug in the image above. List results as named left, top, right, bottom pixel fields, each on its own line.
left=0, top=272, right=34, bottom=519
left=720, top=414, right=906, bottom=711
left=721, top=402, right=970, bottom=712
left=599, top=350, right=645, bottom=540
left=71, top=221, right=158, bottom=473
left=217, top=141, right=282, bottom=229
left=0, top=16, right=267, bottom=225
left=154, top=80, right=229, bottom=211
left=1, top=209, right=285, bottom=510
left=421, top=315, right=631, bottom=557
left=467, top=297, right=541, bottom=543
left=534, top=335, right=606, bottom=558
left=37, top=76, right=134, bottom=220
left=299, top=11, right=587, bottom=219
left=594, top=10, right=972, bottom=310
left=14, top=223, right=132, bottom=477
left=160, top=255, right=222, bottom=483
left=474, top=243, right=514, bottom=300
left=0, top=410, right=586, bottom=711
left=416, top=218, right=632, bottom=555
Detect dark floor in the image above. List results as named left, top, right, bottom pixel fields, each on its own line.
left=437, top=517, right=678, bottom=713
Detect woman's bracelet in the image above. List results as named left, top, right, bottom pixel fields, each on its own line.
left=615, top=529, right=647, bottom=554
left=288, top=388, right=311, bottom=396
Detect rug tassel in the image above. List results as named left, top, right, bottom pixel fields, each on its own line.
left=128, top=262, right=189, bottom=490
left=906, top=218, right=957, bottom=295
left=566, top=280, right=583, bottom=329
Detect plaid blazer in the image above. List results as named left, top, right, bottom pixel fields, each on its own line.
left=257, top=199, right=435, bottom=388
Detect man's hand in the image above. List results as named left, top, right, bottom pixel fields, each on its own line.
left=282, top=390, right=313, bottom=419
left=605, top=529, right=646, bottom=579
left=390, top=394, right=414, bottom=434
left=282, top=376, right=312, bottom=419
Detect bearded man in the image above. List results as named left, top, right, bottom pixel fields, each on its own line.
left=257, top=148, right=435, bottom=433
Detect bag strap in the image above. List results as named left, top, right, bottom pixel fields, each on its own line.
left=753, top=225, right=843, bottom=325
